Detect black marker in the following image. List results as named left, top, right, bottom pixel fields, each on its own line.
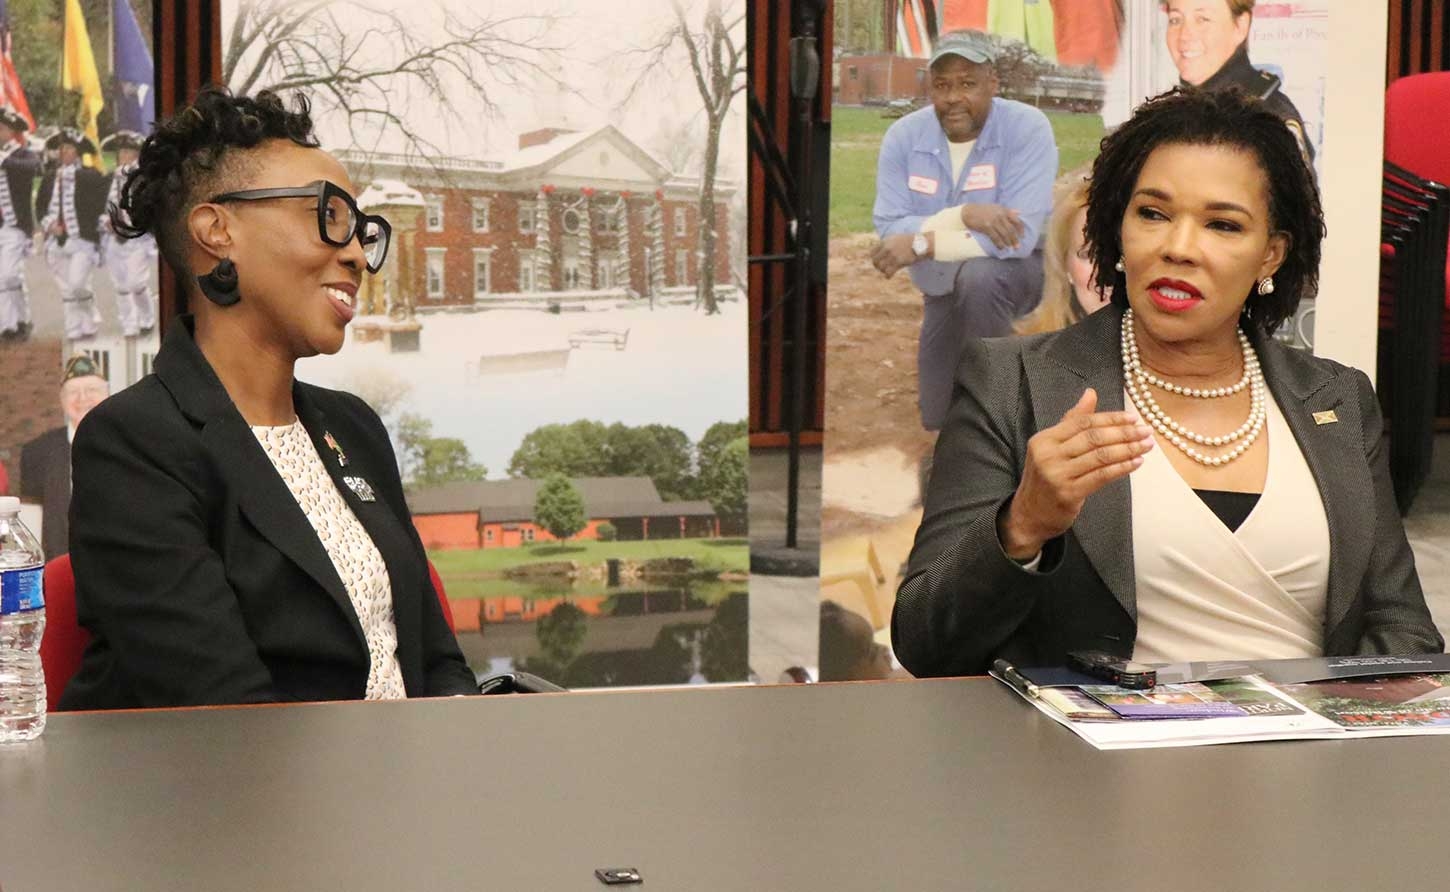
left=992, top=659, right=1040, bottom=698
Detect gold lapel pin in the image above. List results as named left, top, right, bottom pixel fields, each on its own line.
left=1313, top=410, right=1338, bottom=425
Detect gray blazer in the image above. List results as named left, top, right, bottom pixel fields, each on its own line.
left=892, top=306, right=1445, bottom=677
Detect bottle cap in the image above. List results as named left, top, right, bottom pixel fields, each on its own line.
left=0, top=496, right=18, bottom=514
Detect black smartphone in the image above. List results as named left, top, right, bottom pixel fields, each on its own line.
left=1067, top=650, right=1157, bottom=689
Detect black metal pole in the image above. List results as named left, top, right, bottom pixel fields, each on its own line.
left=786, top=3, right=820, bottom=551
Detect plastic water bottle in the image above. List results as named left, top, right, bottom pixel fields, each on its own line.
left=0, top=496, right=45, bottom=741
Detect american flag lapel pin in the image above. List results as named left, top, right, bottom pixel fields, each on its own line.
left=1313, top=410, right=1338, bottom=426
left=323, top=431, right=349, bottom=466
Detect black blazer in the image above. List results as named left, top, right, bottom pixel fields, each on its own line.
left=893, top=306, right=1445, bottom=677
left=35, top=164, right=108, bottom=244
left=60, top=317, right=478, bottom=709
left=18, top=426, right=70, bottom=560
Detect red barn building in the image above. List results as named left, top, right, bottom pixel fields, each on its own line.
left=407, top=476, right=720, bottom=551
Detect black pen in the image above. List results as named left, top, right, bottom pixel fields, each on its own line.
left=992, top=659, right=1040, bottom=699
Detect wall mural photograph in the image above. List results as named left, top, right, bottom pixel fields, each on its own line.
left=220, top=0, right=750, bottom=688
left=0, top=0, right=157, bottom=558
left=820, top=0, right=1329, bottom=678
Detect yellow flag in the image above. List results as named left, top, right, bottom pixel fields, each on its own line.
left=62, top=0, right=104, bottom=167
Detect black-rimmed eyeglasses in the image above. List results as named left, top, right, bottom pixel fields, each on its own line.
left=208, top=180, right=392, bottom=274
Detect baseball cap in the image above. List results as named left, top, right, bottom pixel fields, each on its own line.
left=62, top=353, right=104, bottom=383
left=929, top=30, right=996, bottom=67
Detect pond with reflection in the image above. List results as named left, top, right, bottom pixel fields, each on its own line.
left=448, top=577, right=748, bottom=688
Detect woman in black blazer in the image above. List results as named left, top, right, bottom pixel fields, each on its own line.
left=893, top=88, right=1444, bottom=677
left=60, top=88, right=477, bottom=708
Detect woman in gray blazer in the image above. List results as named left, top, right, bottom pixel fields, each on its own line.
left=893, top=88, right=1443, bottom=678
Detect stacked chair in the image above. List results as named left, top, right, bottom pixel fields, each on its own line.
left=1378, top=162, right=1449, bottom=514
left=1377, top=73, right=1450, bottom=514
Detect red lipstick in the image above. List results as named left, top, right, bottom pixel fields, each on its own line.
left=1147, top=278, right=1202, bottom=314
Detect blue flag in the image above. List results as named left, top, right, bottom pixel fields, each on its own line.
left=111, top=0, right=153, bottom=133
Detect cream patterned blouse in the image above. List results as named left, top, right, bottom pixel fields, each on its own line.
left=251, top=421, right=407, bottom=700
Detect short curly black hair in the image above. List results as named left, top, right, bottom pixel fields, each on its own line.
left=1084, top=87, right=1323, bottom=334
left=111, top=85, right=320, bottom=284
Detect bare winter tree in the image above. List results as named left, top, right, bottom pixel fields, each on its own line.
left=651, top=117, right=703, bottom=180
left=223, top=0, right=564, bottom=165
left=624, top=0, right=745, bottom=315
left=990, top=36, right=1054, bottom=100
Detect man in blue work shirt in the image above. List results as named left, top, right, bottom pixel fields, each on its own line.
left=871, top=30, right=1057, bottom=431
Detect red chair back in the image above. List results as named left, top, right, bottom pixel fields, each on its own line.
left=39, top=555, right=89, bottom=711
left=1386, top=73, right=1450, bottom=185
left=1384, top=74, right=1450, bottom=345
left=428, top=560, right=456, bottom=633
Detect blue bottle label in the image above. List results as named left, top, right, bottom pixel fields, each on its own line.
left=0, top=566, right=44, bottom=613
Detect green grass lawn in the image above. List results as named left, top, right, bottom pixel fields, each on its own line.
left=427, top=537, right=750, bottom=579
left=829, top=104, right=1105, bottom=237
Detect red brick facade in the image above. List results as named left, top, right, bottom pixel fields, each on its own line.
left=412, top=190, right=536, bottom=299
left=406, top=190, right=731, bottom=305
left=835, top=54, right=928, bottom=105
left=341, top=126, right=736, bottom=308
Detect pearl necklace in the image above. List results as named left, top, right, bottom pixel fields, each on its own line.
left=1121, top=308, right=1267, bottom=467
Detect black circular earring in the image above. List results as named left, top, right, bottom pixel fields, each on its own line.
left=197, top=258, right=240, bottom=306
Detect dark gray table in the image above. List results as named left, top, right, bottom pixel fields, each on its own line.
left=2, top=677, right=1448, bottom=891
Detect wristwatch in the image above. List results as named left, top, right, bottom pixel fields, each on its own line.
left=911, top=233, right=929, bottom=258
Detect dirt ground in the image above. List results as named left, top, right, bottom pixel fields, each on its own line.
left=820, top=234, right=938, bottom=541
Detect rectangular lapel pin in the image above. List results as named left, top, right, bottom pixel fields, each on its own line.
left=343, top=476, right=376, bottom=502
left=1313, top=410, right=1338, bottom=425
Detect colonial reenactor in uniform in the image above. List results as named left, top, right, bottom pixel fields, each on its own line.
left=100, top=130, right=156, bottom=336
left=36, top=128, right=108, bottom=340
left=0, top=108, right=39, bottom=340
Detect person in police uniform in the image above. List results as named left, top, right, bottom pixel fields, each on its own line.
left=1162, top=0, right=1314, bottom=165
left=99, top=130, right=157, bottom=337
left=0, top=108, right=39, bottom=340
left=36, top=128, right=109, bottom=340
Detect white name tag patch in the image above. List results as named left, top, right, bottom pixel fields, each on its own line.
left=908, top=175, right=939, bottom=195
left=964, top=163, right=997, bottom=191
